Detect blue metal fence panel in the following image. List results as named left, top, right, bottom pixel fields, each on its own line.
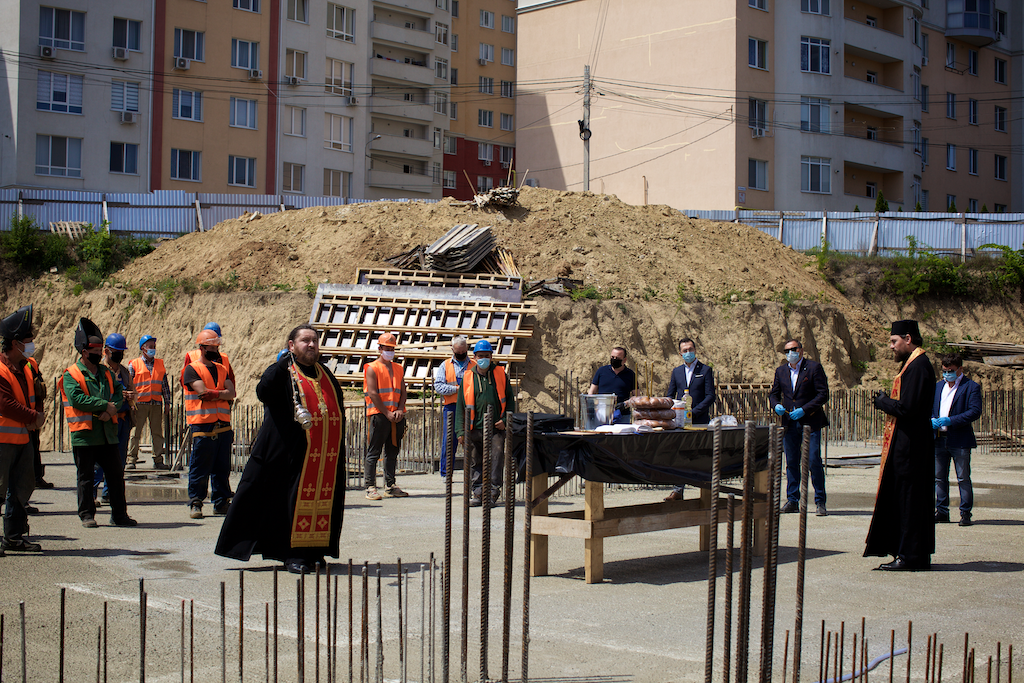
left=825, top=213, right=876, bottom=253
left=198, top=193, right=282, bottom=230
left=0, top=189, right=18, bottom=229
left=20, top=189, right=103, bottom=228
left=968, top=215, right=1024, bottom=251
left=682, top=209, right=737, bottom=222
left=106, top=191, right=196, bottom=237
left=289, top=195, right=350, bottom=209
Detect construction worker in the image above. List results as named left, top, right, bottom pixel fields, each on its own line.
left=180, top=322, right=234, bottom=389
left=433, top=335, right=474, bottom=478
left=128, top=335, right=170, bottom=470
left=182, top=329, right=235, bottom=519
left=0, top=305, right=44, bottom=552
left=24, top=349, right=48, bottom=514
left=61, top=318, right=136, bottom=529
left=93, top=333, right=135, bottom=505
left=363, top=332, right=409, bottom=500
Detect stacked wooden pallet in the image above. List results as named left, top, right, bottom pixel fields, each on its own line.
left=955, top=340, right=1024, bottom=367
left=424, top=224, right=496, bottom=272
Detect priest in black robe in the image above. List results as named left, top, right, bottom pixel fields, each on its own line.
left=864, top=319, right=936, bottom=571
left=216, top=324, right=346, bottom=574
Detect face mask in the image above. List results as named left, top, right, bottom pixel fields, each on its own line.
left=144, top=348, right=156, bottom=359
left=786, top=350, right=801, bottom=364
left=609, top=357, right=623, bottom=369
left=681, top=351, right=696, bottom=365
left=204, top=349, right=222, bottom=362
left=942, top=371, right=958, bottom=383
left=476, top=357, right=491, bottom=371
left=380, top=350, right=395, bottom=362
left=20, top=342, right=35, bottom=358
left=110, top=351, right=124, bottom=364
left=87, top=352, right=102, bottom=366
left=454, top=352, right=468, bottom=361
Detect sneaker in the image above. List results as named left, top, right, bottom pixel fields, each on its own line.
left=959, top=513, right=973, bottom=527
left=189, top=503, right=203, bottom=520
left=82, top=515, right=98, bottom=528
left=124, top=462, right=136, bottom=471
left=1, top=538, right=42, bottom=552
left=935, top=511, right=951, bottom=523
left=100, top=494, right=110, bottom=505
left=110, top=516, right=138, bottom=527
left=383, top=485, right=409, bottom=498
left=815, top=504, right=828, bottom=517
left=35, top=478, right=55, bottom=489
left=780, top=501, right=799, bottom=514
left=24, top=505, right=39, bottom=515
left=365, top=487, right=382, bottom=501
left=213, top=502, right=230, bottom=516
left=469, top=496, right=482, bottom=507
left=152, top=461, right=170, bottom=471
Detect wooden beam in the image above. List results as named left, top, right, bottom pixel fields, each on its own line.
left=982, top=354, right=1024, bottom=367
left=530, top=473, right=549, bottom=577
left=584, top=481, right=605, bottom=584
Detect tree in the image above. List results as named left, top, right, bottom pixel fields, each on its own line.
left=947, top=200, right=958, bottom=212
left=874, top=192, right=889, bottom=213
left=981, top=204, right=989, bottom=213
left=915, top=201, right=923, bottom=211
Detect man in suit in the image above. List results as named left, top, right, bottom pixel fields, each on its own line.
left=769, top=339, right=830, bottom=516
left=664, top=337, right=715, bottom=501
left=932, top=353, right=982, bottom=527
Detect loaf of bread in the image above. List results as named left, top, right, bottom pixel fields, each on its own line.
left=633, top=409, right=676, bottom=421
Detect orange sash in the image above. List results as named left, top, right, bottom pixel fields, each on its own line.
left=877, top=346, right=927, bottom=488
left=290, top=363, right=345, bottom=548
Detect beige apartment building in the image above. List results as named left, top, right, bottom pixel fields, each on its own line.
left=516, top=0, right=1020, bottom=212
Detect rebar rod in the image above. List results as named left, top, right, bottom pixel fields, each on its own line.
left=706, top=421, right=723, bottom=683
left=362, top=564, right=369, bottom=683
left=298, top=576, right=305, bottom=683
left=792, top=425, right=812, bottom=683
left=443, top=409, right=455, bottom=683
left=316, top=565, right=321, bottom=683
left=273, top=568, right=279, bottom=683
left=480, top=405, right=495, bottom=683
left=350, top=561, right=354, bottom=683
left=735, top=421, right=756, bottom=683
left=398, top=559, right=404, bottom=683
left=502, top=410, right=515, bottom=683
left=462, top=408, right=472, bottom=683
left=376, top=566, right=383, bottom=683
left=59, top=587, right=66, bottom=683
left=522, top=412, right=535, bottom=683
left=723, top=495, right=736, bottom=683
left=240, top=571, right=245, bottom=683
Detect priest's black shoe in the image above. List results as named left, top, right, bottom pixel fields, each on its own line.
left=877, top=557, right=929, bottom=572
left=285, top=559, right=314, bottom=575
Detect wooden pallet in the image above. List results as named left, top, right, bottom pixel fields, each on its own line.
left=357, top=268, right=523, bottom=291
left=49, top=221, right=91, bottom=240
left=955, top=340, right=1024, bottom=366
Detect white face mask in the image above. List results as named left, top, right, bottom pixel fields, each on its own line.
left=21, top=341, right=35, bottom=358
left=380, top=350, right=395, bottom=362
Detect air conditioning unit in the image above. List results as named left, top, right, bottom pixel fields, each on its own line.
left=120, top=111, right=138, bottom=124
left=482, top=160, right=491, bottom=166
left=922, top=56, right=928, bottom=66
left=345, top=96, right=358, bottom=106
left=39, top=45, right=55, bottom=59
left=995, top=31, right=1003, bottom=41
left=112, top=47, right=129, bottom=61
left=287, top=76, right=300, bottom=86
left=248, top=69, right=263, bottom=80
left=478, top=58, right=487, bottom=66
left=173, top=57, right=191, bottom=70
left=500, top=161, right=510, bottom=169
left=751, top=127, right=766, bottom=138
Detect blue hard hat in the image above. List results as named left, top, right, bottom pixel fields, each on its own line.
left=277, top=349, right=288, bottom=361
left=105, top=333, right=128, bottom=351
left=204, top=322, right=222, bottom=335
left=139, top=334, right=156, bottom=349
left=473, top=340, right=493, bottom=353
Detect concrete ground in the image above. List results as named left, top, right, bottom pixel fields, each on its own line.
left=2, top=445, right=1023, bottom=682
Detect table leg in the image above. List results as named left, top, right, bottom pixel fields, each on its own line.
left=530, top=473, right=549, bottom=577
left=699, top=487, right=713, bottom=551
left=584, top=481, right=604, bottom=584
left=754, top=470, right=768, bottom=557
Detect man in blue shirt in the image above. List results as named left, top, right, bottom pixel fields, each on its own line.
left=588, top=347, right=637, bottom=423
left=932, top=353, right=982, bottom=526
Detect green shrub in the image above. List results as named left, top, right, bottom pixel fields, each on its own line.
left=874, top=192, right=889, bottom=213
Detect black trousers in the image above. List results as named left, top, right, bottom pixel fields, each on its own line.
left=466, top=429, right=505, bottom=499
left=73, top=443, right=128, bottom=519
left=31, top=430, right=44, bottom=480
left=364, top=414, right=406, bottom=488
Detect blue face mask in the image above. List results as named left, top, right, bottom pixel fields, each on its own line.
left=681, top=351, right=696, bottom=364
left=144, top=348, right=156, bottom=359
left=476, top=357, right=491, bottom=371
left=786, top=350, right=801, bottom=364
left=942, top=371, right=958, bottom=383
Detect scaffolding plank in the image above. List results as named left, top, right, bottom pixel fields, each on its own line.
left=357, top=268, right=523, bottom=292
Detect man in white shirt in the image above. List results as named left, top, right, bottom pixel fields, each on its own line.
left=931, top=353, right=982, bottom=526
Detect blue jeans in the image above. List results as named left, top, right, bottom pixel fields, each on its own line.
left=188, top=428, right=233, bottom=508
left=935, top=439, right=972, bottom=516
left=440, top=403, right=459, bottom=477
left=783, top=423, right=825, bottom=506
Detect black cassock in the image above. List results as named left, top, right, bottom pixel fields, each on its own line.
left=215, top=358, right=346, bottom=563
left=864, top=351, right=936, bottom=563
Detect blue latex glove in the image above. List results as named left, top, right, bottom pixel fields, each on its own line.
left=936, top=416, right=951, bottom=428
left=789, top=407, right=805, bottom=421
left=774, top=404, right=786, bottom=416
left=931, top=418, right=941, bottom=429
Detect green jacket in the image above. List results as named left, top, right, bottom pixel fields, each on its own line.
left=454, top=365, right=515, bottom=437
left=63, top=359, right=122, bottom=447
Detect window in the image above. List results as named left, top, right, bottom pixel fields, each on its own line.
left=477, top=176, right=494, bottom=192
left=501, top=113, right=513, bottom=131
left=865, top=182, right=877, bottom=199
left=479, top=76, right=493, bottom=94
left=435, top=57, right=448, bottom=80
left=921, top=138, right=929, bottom=164
left=912, top=70, right=920, bottom=101
left=326, top=59, right=352, bottom=96
left=234, top=0, right=259, bottom=11
left=436, top=0, right=449, bottom=10
left=451, top=35, right=458, bottom=51
left=946, top=42, right=955, bottom=68
left=994, top=58, right=1006, bottom=84
left=968, top=198, right=978, bottom=213
left=328, top=4, right=356, bottom=42
left=921, top=85, right=929, bottom=111
left=500, top=146, right=513, bottom=166
left=995, top=204, right=1006, bottom=213
left=801, top=0, right=828, bottom=14
left=285, top=106, right=305, bottom=136
left=995, top=155, right=1006, bottom=181
left=443, top=170, right=457, bottom=189
left=170, top=149, right=201, bottom=181
left=946, top=195, right=956, bottom=211
left=435, top=22, right=449, bottom=45
left=912, top=121, right=921, bottom=154
left=946, top=92, right=956, bottom=119
left=748, top=159, right=768, bottom=191
left=921, top=32, right=929, bottom=61
left=229, top=97, right=257, bottom=129
left=434, top=92, right=448, bottom=115
left=433, top=127, right=442, bottom=149
left=478, top=109, right=493, bottom=128
left=228, top=156, right=257, bottom=187
left=921, top=190, right=930, bottom=211
left=231, top=38, right=259, bottom=69
left=865, top=16, right=877, bottom=27
left=323, top=169, right=349, bottom=198
left=946, top=144, right=956, bottom=170
left=801, top=156, right=830, bottom=193
left=451, top=69, right=458, bottom=85
left=501, top=80, right=514, bottom=98
left=450, top=102, right=457, bottom=120
left=325, top=113, right=352, bottom=152
left=994, top=106, right=1006, bottom=132
left=113, top=18, right=141, bottom=51
left=287, top=0, right=308, bottom=22
left=968, top=98, right=977, bottom=124
left=501, top=15, right=515, bottom=33
left=443, top=136, right=456, bottom=154
left=800, top=96, right=829, bottom=133
left=111, top=80, right=140, bottom=113
left=172, top=89, right=203, bottom=121
left=36, top=135, right=81, bottom=176
left=748, top=98, right=767, bottom=130
left=866, top=71, right=877, bottom=84
left=866, top=126, right=877, bottom=141
left=750, top=0, right=767, bottom=9
left=478, top=143, right=493, bottom=162
left=451, top=1, right=459, bottom=17
left=36, top=71, right=83, bottom=114
left=501, top=48, right=515, bottom=66
left=174, top=29, right=205, bottom=61
left=968, top=49, right=977, bottom=75
left=39, top=7, right=85, bottom=51
left=283, top=163, right=304, bottom=193
left=479, top=43, right=494, bottom=62
left=800, top=37, right=829, bottom=74
left=913, top=17, right=920, bottom=46
left=286, top=49, right=307, bottom=79
left=995, top=10, right=1007, bottom=36
left=480, top=10, right=494, bottom=28
left=109, top=142, right=138, bottom=175
left=968, top=148, right=978, bottom=175
left=748, top=38, right=768, bottom=69
left=432, top=162, right=441, bottom=185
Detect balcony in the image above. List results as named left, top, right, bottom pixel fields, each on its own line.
left=844, top=44, right=904, bottom=91
left=843, top=161, right=904, bottom=206
left=843, top=18, right=907, bottom=61
left=372, top=0, right=436, bottom=17
left=843, top=103, right=904, bottom=146
left=371, top=20, right=436, bottom=52
left=373, top=132, right=434, bottom=158
left=371, top=56, right=435, bottom=86
left=370, top=95, right=434, bottom=122
left=945, top=10, right=997, bottom=46
left=840, top=135, right=909, bottom=180
left=368, top=168, right=433, bottom=193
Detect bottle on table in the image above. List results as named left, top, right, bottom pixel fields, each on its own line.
left=682, top=389, right=693, bottom=427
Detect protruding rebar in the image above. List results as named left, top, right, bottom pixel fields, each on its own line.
left=781, top=629, right=789, bottom=683
left=706, top=420, right=723, bottom=683
left=723, top=495, right=736, bottom=683
left=430, top=554, right=436, bottom=683
left=141, top=579, right=148, bottom=683
left=20, top=601, right=27, bottom=683
left=362, top=563, right=369, bottom=683
left=824, top=632, right=832, bottom=683
left=316, top=564, right=321, bottom=683
left=190, top=600, right=194, bottom=683
left=792, top=425, right=811, bottom=683
left=221, top=581, right=227, bottom=683
left=443, top=408, right=455, bottom=683
left=502, top=410, right=515, bottom=683
left=890, top=630, right=896, bottom=683
left=349, top=560, right=355, bottom=683
left=398, top=558, right=405, bottom=683
left=818, top=621, right=826, bottom=683
left=462, top=407, right=472, bottom=683
left=376, top=565, right=383, bottom=683
left=240, top=571, right=245, bottom=683
left=480, top=405, right=495, bottom=683
left=97, top=624, right=102, bottom=683
left=908, top=622, right=913, bottom=683
left=735, top=421, right=756, bottom=683
left=181, top=600, right=185, bottom=683
left=298, top=577, right=305, bottom=683
left=265, top=602, right=270, bottom=683
left=522, top=412, right=535, bottom=683
left=273, top=567, right=279, bottom=683
left=964, top=633, right=971, bottom=683
left=59, top=587, right=66, bottom=683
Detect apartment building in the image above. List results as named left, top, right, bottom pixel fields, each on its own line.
left=442, top=0, right=517, bottom=199
left=516, top=0, right=1020, bottom=212
left=0, top=0, right=451, bottom=199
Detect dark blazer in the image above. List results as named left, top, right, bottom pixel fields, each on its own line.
left=931, top=376, right=982, bottom=449
left=666, top=361, right=715, bottom=424
left=768, top=358, right=830, bottom=430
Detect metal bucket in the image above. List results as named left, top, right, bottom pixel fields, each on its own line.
left=579, top=393, right=617, bottom=430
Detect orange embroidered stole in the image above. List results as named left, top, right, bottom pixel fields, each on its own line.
left=290, top=364, right=344, bottom=548
left=877, top=346, right=927, bottom=489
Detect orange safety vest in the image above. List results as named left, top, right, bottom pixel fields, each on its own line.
left=0, top=361, right=35, bottom=444
left=461, top=365, right=507, bottom=429
left=364, top=359, right=404, bottom=417
left=183, top=361, right=231, bottom=425
left=180, top=349, right=232, bottom=389
left=442, top=357, right=476, bottom=406
left=130, top=357, right=166, bottom=403
left=61, top=364, right=117, bottom=432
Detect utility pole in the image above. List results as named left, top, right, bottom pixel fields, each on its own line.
left=582, top=65, right=591, bottom=192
